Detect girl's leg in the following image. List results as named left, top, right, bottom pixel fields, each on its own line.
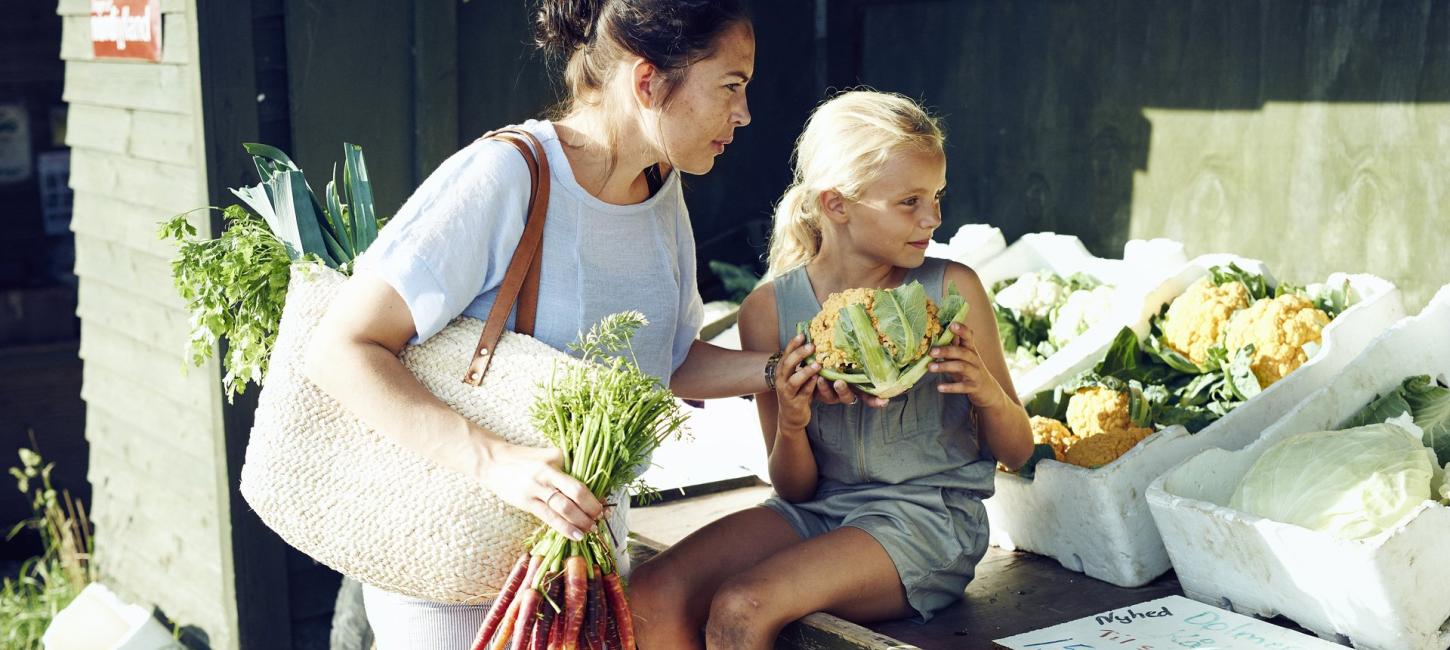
left=631, top=506, right=804, bottom=650
left=704, top=526, right=913, bottom=650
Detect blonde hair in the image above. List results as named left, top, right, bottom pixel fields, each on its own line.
left=765, top=90, right=944, bottom=279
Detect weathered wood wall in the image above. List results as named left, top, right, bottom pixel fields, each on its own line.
left=58, top=0, right=238, bottom=646
left=844, top=0, right=1450, bottom=310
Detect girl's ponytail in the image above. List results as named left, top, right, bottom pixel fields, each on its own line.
left=765, top=184, right=822, bottom=279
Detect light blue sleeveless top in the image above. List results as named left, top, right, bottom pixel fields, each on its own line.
left=773, top=257, right=996, bottom=498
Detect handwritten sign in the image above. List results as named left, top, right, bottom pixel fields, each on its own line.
left=996, top=596, right=1343, bottom=650
left=91, top=0, right=162, bottom=62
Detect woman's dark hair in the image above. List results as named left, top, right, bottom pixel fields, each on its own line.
left=534, top=0, right=751, bottom=110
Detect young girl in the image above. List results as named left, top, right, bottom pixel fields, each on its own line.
left=629, top=91, right=1034, bottom=649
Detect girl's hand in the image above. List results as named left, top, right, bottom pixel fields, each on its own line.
left=479, top=441, right=602, bottom=542
left=812, top=378, right=891, bottom=408
left=929, top=322, right=1010, bottom=411
left=775, top=334, right=822, bottom=434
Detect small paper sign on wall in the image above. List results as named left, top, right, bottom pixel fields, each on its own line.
left=91, top=0, right=162, bottom=62
left=995, top=596, right=1343, bottom=650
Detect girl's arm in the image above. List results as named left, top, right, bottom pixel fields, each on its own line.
left=737, top=284, right=823, bottom=503
left=932, top=263, right=1035, bottom=469
left=303, top=272, right=602, bottom=540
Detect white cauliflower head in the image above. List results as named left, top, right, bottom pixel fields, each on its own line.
left=994, top=271, right=1068, bottom=320
left=1049, top=285, right=1116, bottom=348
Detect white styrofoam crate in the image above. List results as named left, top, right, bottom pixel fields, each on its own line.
left=983, top=255, right=1407, bottom=587
left=975, top=233, right=1188, bottom=399
left=1147, top=284, right=1450, bottom=650
left=928, top=223, right=1007, bottom=268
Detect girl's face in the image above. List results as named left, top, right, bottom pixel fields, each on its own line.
left=837, top=147, right=947, bottom=268
left=651, top=22, right=755, bottom=175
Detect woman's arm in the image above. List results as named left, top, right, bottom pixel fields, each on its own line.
left=932, top=263, right=1035, bottom=469
left=736, top=284, right=823, bottom=502
left=303, top=271, right=602, bottom=540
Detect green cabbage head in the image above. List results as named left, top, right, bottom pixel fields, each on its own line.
left=1230, top=415, right=1447, bottom=540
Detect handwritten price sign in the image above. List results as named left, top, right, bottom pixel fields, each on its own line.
left=996, top=596, right=1344, bottom=650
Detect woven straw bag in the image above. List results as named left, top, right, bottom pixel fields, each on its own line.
left=239, top=129, right=574, bottom=604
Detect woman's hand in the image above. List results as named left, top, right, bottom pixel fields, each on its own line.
left=929, top=322, right=1011, bottom=411
left=775, top=334, right=822, bottom=434
left=811, top=378, right=890, bottom=408
left=478, top=441, right=603, bottom=541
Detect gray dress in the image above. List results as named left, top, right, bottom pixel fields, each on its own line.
left=761, top=257, right=995, bottom=622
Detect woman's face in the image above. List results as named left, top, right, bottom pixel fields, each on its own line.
left=839, top=148, right=947, bottom=269
left=654, top=22, right=755, bottom=175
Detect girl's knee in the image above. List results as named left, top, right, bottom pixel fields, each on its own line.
left=705, top=576, right=785, bottom=646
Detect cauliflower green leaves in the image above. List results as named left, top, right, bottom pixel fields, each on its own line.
left=802, top=281, right=970, bottom=399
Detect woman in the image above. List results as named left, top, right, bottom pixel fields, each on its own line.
left=305, top=1, right=854, bottom=646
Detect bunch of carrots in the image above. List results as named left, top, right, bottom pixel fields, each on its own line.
left=471, top=313, right=688, bottom=650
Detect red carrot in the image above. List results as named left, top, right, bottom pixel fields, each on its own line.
left=506, top=555, right=545, bottom=650
left=548, top=604, right=566, bottom=650
left=511, top=614, right=536, bottom=650
left=604, top=612, right=621, bottom=650
left=490, top=596, right=523, bottom=650
left=583, top=569, right=604, bottom=650
left=472, top=553, right=532, bottom=650
left=560, top=555, right=589, bottom=650
left=531, top=572, right=564, bottom=650
left=602, top=571, right=634, bottom=650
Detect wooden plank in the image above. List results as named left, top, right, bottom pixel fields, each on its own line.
left=78, top=319, right=214, bottom=398
left=60, top=10, right=189, bottom=64
left=73, top=233, right=184, bottom=304
left=194, top=0, right=293, bottom=645
left=83, top=406, right=215, bottom=490
left=68, top=148, right=204, bottom=211
left=76, top=279, right=195, bottom=368
left=63, top=60, right=194, bottom=115
left=81, top=363, right=216, bottom=457
left=412, top=1, right=459, bottom=182
left=64, top=105, right=198, bottom=166
left=129, top=108, right=198, bottom=164
left=64, top=103, right=132, bottom=155
left=69, top=191, right=205, bottom=261
left=58, top=0, right=187, bottom=16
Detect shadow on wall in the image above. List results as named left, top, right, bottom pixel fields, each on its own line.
left=841, top=0, right=1449, bottom=307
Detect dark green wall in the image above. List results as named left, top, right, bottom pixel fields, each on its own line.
left=835, top=0, right=1449, bottom=308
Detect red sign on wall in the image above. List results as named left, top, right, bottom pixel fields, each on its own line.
left=90, top=0, right=162, bottom=62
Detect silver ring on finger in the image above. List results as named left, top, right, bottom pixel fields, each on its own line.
left=546, top=488, right=565, bottom=509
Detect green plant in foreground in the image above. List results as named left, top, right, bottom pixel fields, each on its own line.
left=1, top=444, right=93, bottom=650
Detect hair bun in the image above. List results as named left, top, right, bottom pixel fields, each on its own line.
left=534, top=0, right=605, bottom=58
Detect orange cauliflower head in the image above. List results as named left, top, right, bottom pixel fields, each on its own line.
left=807, top=287, right=942, bottom=372
left=1162, top=277, right=1252, bottom=365
left=1063, top=426, right=1155, bottom=468
left=1224, top=294, right=1330, bottom=388
left=1030, top=416, right=1079, bottom=461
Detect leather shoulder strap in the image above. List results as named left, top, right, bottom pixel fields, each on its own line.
left=461, top=127, right=551, bottom=386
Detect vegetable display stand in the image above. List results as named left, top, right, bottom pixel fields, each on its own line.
left=984, top=255, right=1406, bottom=587
left=977, top=232, right=1188, bottom=399
left=927, top=223, right=1008, bottom=268
left=1147, top=284, right=1450, bottom=650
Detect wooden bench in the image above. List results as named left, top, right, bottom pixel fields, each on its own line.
left=628, top=535, right=1186, bottom=650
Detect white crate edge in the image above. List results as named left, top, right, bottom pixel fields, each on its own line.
left=983, top=258, right=1407, bottom=587
left=1146, top=284, right=1450, bottom=650
left=927, top=223, right=1007, bottom=268
left=976, top=233, right=1189, bottom=398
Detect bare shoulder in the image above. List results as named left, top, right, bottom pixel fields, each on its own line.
left=737, top=281, right=781, bottom=353
left=941, top=260, right=988, bottom=298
